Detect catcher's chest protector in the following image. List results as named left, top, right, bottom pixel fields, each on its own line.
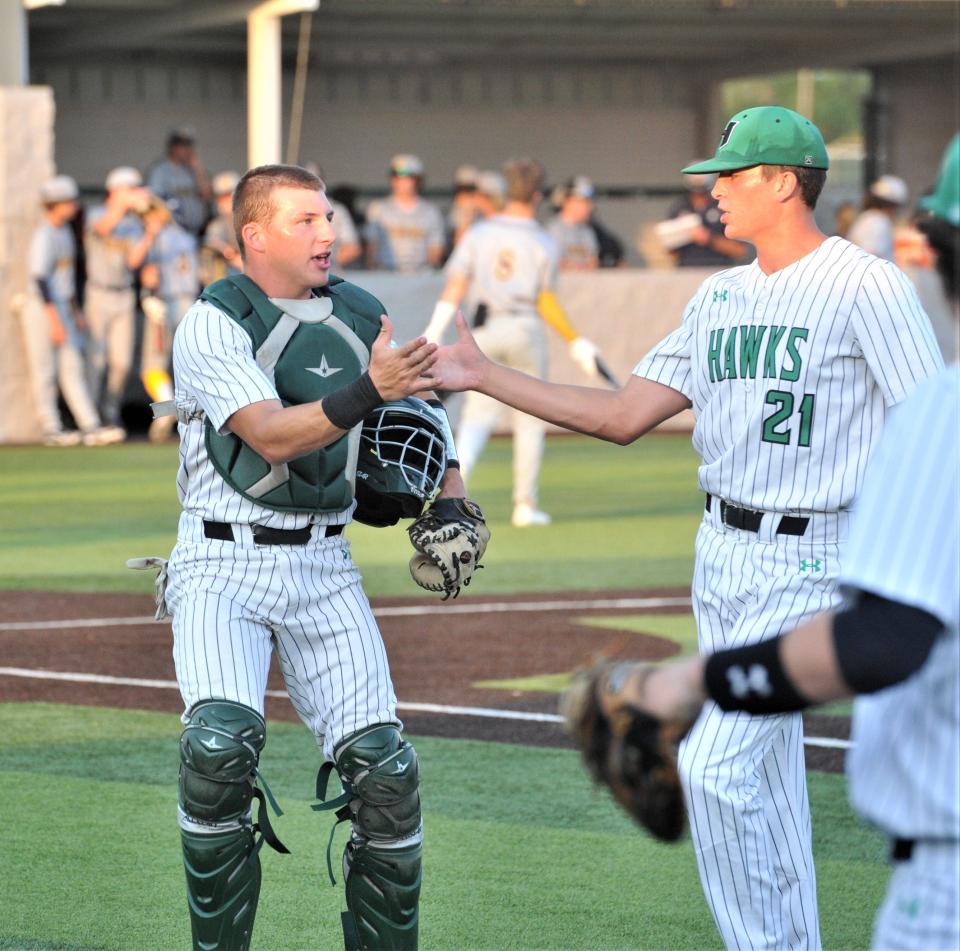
left=200, top=274, right=382, bottom=513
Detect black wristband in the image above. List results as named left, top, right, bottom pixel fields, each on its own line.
left=704, top=636, right=810, bottom=715
left=321, top=372, right=383, bottom=430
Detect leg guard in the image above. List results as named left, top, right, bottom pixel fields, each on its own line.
left=178, top=700, right=273, bottom=951
left=335, top=724, right=422, bottom=951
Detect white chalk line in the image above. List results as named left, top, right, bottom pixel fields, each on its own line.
left=0, top=595, right=692, bottom=632
left=0, top=665, right=852, bottom=749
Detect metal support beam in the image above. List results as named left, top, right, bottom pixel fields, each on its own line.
left=247, top=0, right=319, bottom=169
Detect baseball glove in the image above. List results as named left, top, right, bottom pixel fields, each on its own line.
left=407, top=497, right=490, bottom=600
left=560, top=661, right=697, bottom=842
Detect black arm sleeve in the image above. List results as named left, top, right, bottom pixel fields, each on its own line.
left=833, top=592, right=942, bottom=694
left=35, top=278, right=53, bottom=303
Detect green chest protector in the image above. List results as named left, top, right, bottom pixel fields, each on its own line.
left=200, top=273, right=383, bottom=513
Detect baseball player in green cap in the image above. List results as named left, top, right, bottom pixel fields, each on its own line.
left=431, top=105, right=944, bottom=950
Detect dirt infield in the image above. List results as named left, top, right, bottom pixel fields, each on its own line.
left=0, top=588, right=847, bottom=769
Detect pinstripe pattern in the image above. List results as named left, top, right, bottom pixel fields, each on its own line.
left=167, top=297, right=397, bottom=759
left=841, top=367, right=959, bottom=951
left=633, top=238, right=943, bottom=950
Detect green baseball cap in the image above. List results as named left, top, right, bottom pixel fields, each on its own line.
left=683, top=106, right=830, bottom=174
left=919, top=134, right=960, bottom=226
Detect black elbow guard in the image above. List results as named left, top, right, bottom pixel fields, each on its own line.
left=833, top=592, right=942, bottom=694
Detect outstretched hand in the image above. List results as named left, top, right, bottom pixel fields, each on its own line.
left=368, top=315, right=438, bottom=400
left=430, top=311, right=491, bottom=393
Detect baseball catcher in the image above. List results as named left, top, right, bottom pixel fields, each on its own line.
left=407, top=496, right=490, bottom=599
left=560, top=660, right=699, bottom=842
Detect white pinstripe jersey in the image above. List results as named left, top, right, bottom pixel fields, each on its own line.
left=171, top=298, right=353, bottom=530
left=635, top=237, right=944, bottom=512
left=445, top=215, right=559, bottom=320
left=844, top=365, right=960, bottom=840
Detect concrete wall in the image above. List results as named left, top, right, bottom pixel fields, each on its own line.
left=0, top=86, right=55, bottom=442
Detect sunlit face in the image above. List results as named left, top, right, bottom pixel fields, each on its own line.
left=711, top=165, right=782, bottom=242
left=255, top=186, right=335, bottom=295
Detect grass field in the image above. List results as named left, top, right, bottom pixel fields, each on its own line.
left=0, top=434, right=887, bottom=950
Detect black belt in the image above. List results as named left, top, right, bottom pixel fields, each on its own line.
left=705, top=495, right=809, bottom=537
left=892, top=838, right=915, bottom=862
left=203, top=520, right=344, bottom=546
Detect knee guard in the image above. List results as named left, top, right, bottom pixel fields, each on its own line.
left=178, top=700, right=287, bottom=951
left=327, top=724, right=422, bottom=951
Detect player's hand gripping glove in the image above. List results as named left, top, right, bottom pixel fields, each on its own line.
left=559, top=661, right=697, bottom=842
left=407, top=497, right=490, bottom=600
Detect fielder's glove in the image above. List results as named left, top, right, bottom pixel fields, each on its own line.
left=559, top=661, right=697, bottom=842
left=407, top=497, right=490, bottom=600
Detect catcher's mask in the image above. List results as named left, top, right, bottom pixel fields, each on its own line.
left=353, top=397, right=447, bottom=527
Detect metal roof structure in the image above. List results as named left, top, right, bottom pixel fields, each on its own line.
left=29, top=0, right=958, bottom=73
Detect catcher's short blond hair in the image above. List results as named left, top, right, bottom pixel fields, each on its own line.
left=503, top=158, right=546, bottom=204
left=233, top=164, right=325, bottom=256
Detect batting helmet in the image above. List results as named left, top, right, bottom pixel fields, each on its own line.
left=353, top=397, right=447, bottom=527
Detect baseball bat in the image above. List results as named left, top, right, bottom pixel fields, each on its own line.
left=594, top=355, right=622, bottom=389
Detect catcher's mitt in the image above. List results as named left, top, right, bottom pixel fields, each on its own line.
left=560, top=661, right=696, bottom=842
left=407, top=497, right=490, bottom=600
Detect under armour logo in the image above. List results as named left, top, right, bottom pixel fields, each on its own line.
left=726, top=664, right=773, bottom=699
left=392, top=760, right=409, bottom=775
left=800, top=559, right=823, bottom=572
left=718, top=120, right=739, bottom=148
left=713, top=289, right=729, bottom=303
left=306, top=354, right=342, bottom=378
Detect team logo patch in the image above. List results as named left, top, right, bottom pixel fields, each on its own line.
left=799, top=559, right=823, bottom=572
left=712, top=289, right=729, bottom=303
left=306, top=354, right=343, bottom=379
left=718, top=120, right=739, bottom=149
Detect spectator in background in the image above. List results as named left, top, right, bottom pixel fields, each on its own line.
left=21, top=176, right=124, bottom=446
left=200, top=170, right=242, bottom=286
left=301, top=162, right=362, bottom=271
left=665, top=167, right=751, bottom=267
left=848, top=174, right=908, bottom=261
left=547, top=176, right=600, bottom=270
left=147, top=126, right=211, bottom=237
left=365, top=153, right=445, bottom=271
left=85, top=166, right=159, bottom=434
left=447, top=164, right=481, bottom=251
left=475, top=170, right=507, bottom=219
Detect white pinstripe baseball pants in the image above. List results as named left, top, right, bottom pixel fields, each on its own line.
left=680, top=504, right=849, bottom=950
left=165, top=512, right=399, bottom=761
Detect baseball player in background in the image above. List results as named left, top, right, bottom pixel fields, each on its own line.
left=21, top=175, right=124, bottom=446
left=601, top=137, right=960, bottom=950
left=546, top=176, right=600, bottom=270
left=430, top=107, right=944, bottom=948
left=147, top=126, right=212, bottom=236
left=139, top=196, right=200, bottom=443
left=364, top=154, right=445, bottom=272
left=200, top=171, right=242, bottom=286
left=84, top=166, right=159, bottom=434
left=159, top=164, right=465, bottom=951
left=423, top=158, right=605, bottom=527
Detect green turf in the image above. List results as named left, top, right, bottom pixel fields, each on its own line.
left=1, top=703, right=886, bottom=951
left=0, top=434, right=703, bottom=595
left=0, top=435, right=881, bottom=950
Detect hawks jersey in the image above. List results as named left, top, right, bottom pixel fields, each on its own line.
left=844, top=366, right=960, bottom=840
left=445, top=215, right=559, bottom=319
left=172, top=297, right=353, bottom=530
left=635, top=237, right=943, bottom=512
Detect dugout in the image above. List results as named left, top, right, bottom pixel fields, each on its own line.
left=0, top=0, right=955, bottom=441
